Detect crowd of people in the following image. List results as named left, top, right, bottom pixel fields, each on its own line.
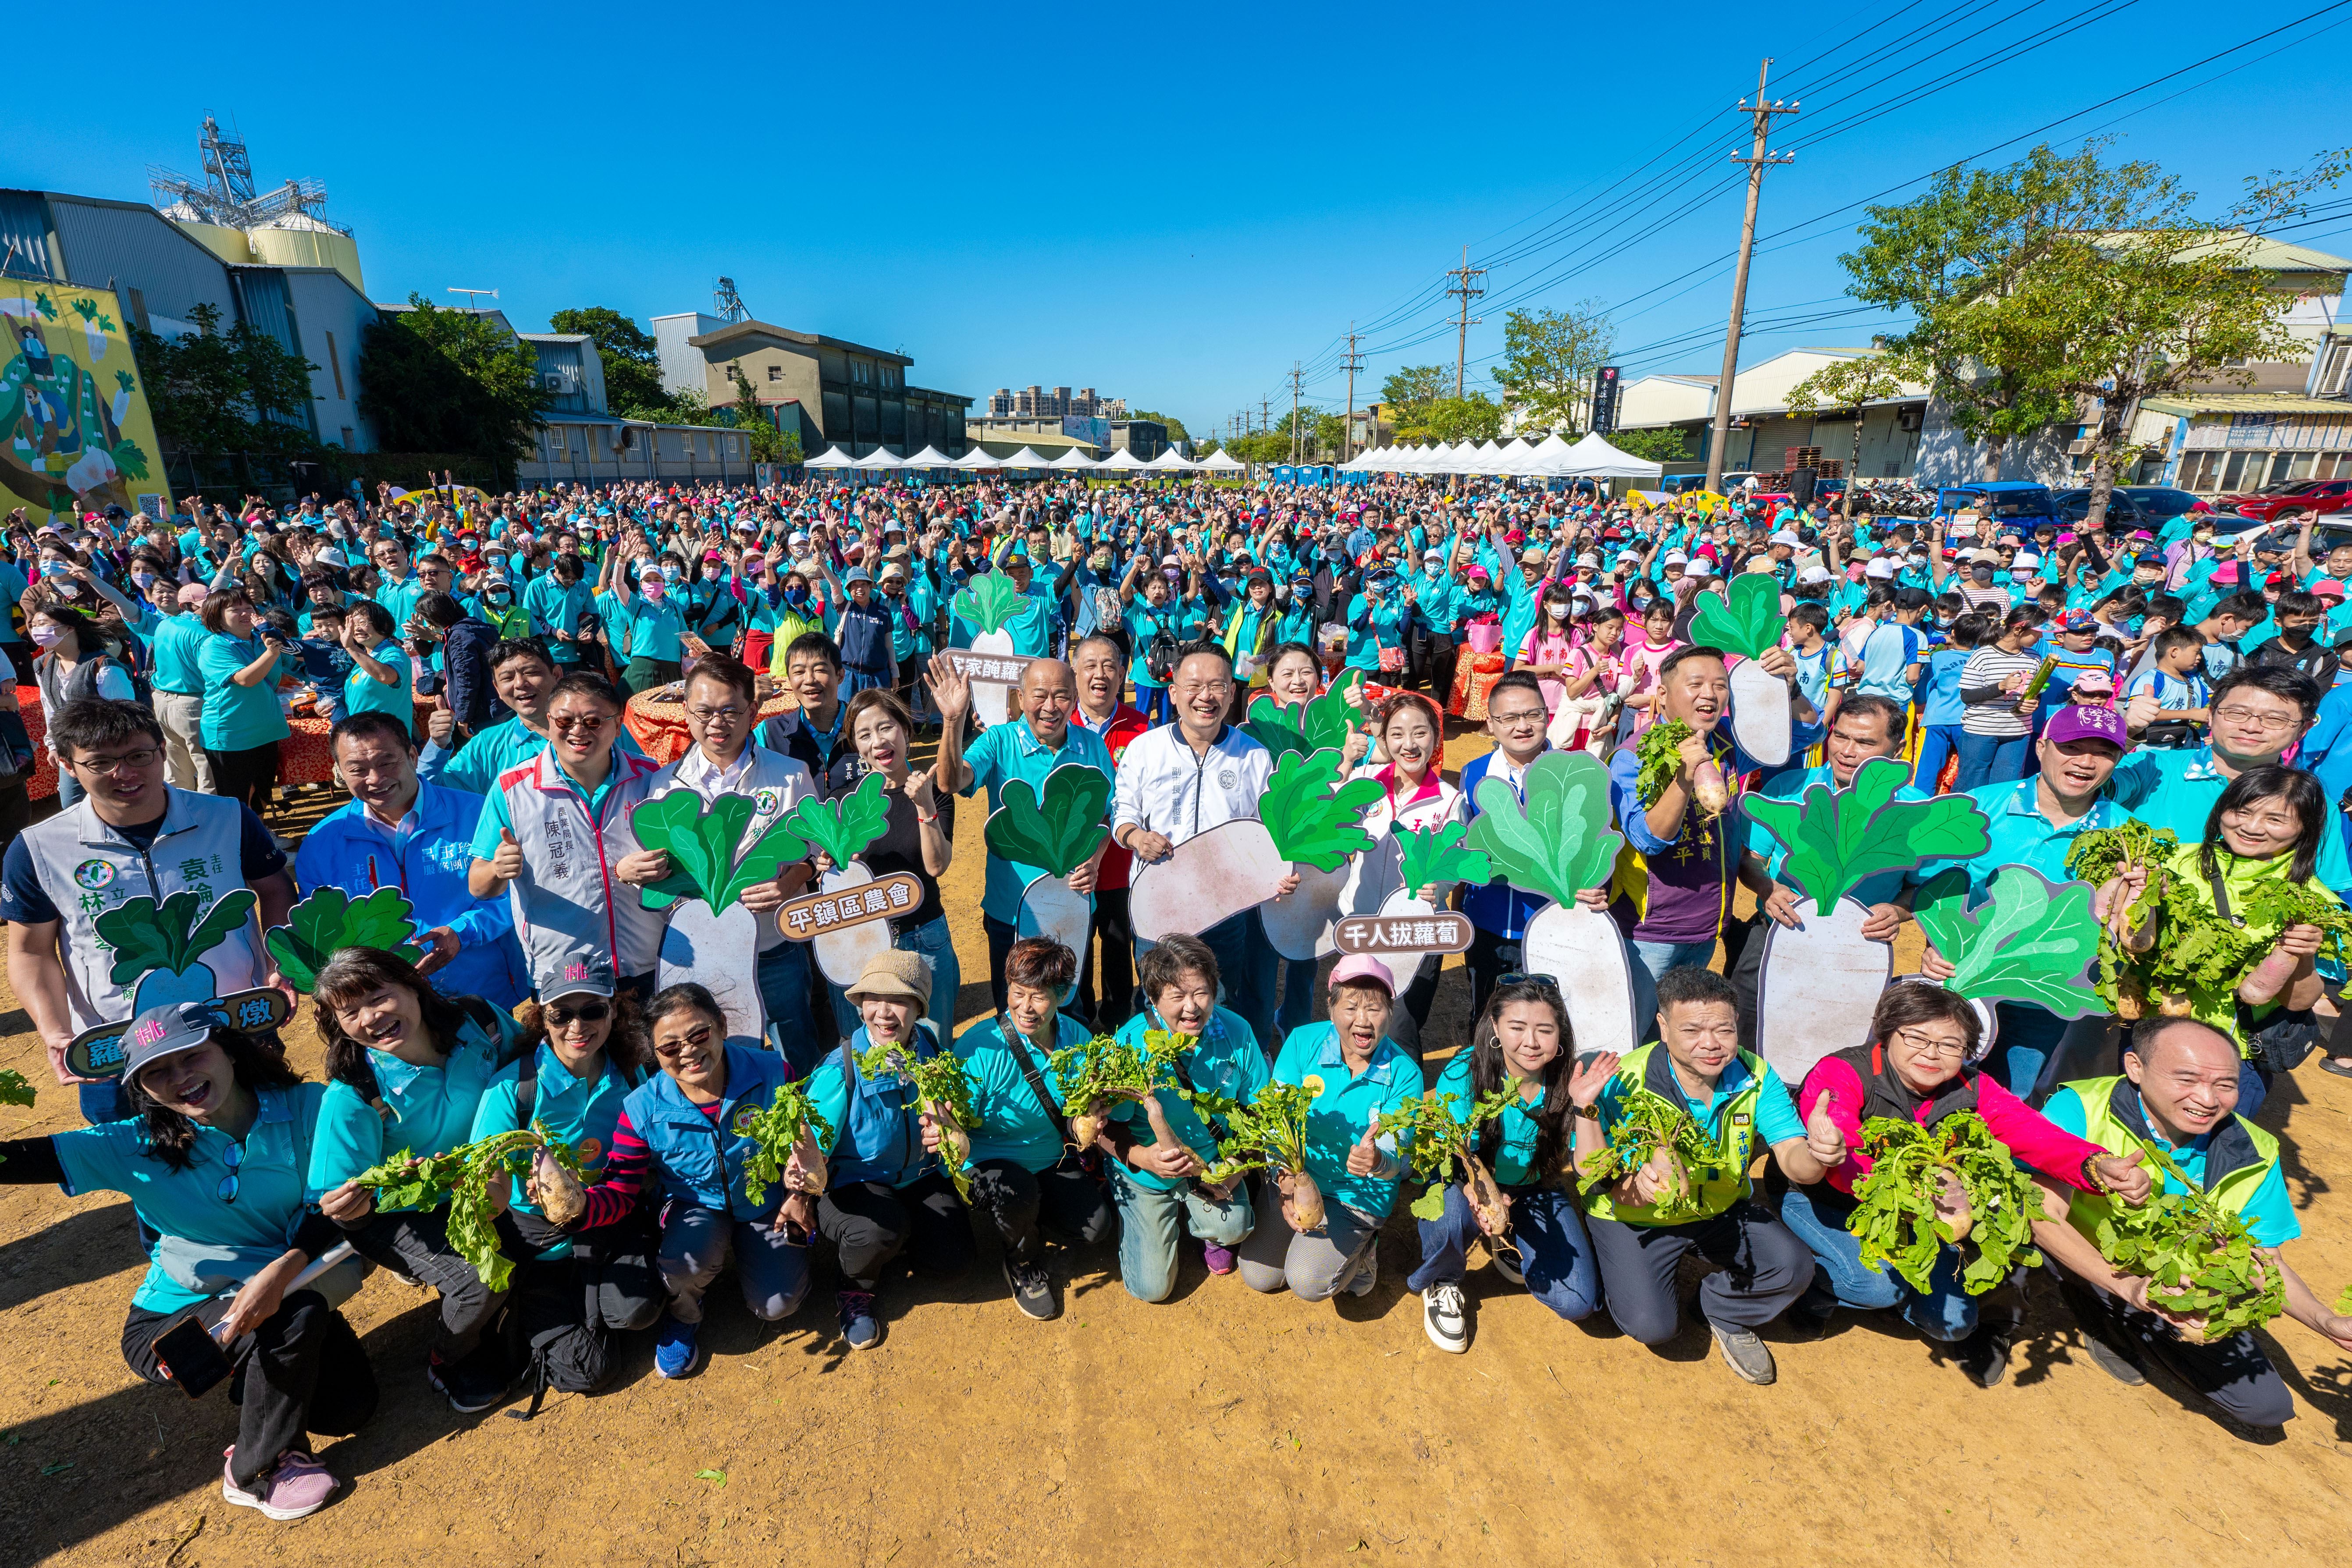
left=2, top=468, right=2350, bottom=1522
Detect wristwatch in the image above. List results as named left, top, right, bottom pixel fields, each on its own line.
left=1573, top=1102, right=1601, bottom=1121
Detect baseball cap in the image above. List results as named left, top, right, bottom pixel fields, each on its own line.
left=2056, top=609, right=2098, bottom=633
left=1327, top=954, right=1396, bottom=995
left=2011, top=552, right=2042, bottom=569
left=2071, top=666, right=2116, bottom=695
left=1865, top=558, right=1897, bottom=580
left=1769, top=529, right=1801, bottom=546
left=176, top=583, right=209, bottom=608
left=1797, top=565, right=1832, bottom=585
left=1663, top=550, right=1688, bottom=565
left=118, top=999, right=230, bottom=1082
left=1686, top=560, right=1715, bottom=578
left=313, top=546, right=348, bottom=569
left=1465, top=565, right=1490, bottom=581
left=546, top=959, right=616, bottom=1001
left=2314, top=579, right=2347, bottom=602
left=2045, top=704, right=2127, bottom=749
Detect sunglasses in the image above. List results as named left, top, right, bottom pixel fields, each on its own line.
left=1495, top=973, right=1564, bottom=996
left=547, top=1000, right=612, bottom=1028
left=217, top=1140, right=242, bottom=1204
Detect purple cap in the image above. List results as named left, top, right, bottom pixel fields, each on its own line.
left=2045, top=704, right=2127, bottom=750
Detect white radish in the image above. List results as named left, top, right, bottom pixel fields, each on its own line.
left=659, top=898, right=767, bottom=1044
left=967, top=629, right=1015, bottom=727
left=1757, top=896, right=1891, bottom=1085
left=1727, top=659, right=1792, bottom=767
left=1016, top=871, right=1093, bottom=958
left=1519, top=900, right=1638, bottom=1059
left=1261, top=858, right=1352, bottom=960
left=1129, top=818, right=1288, bottom=942
left=812, top=861, right=896, bottom=985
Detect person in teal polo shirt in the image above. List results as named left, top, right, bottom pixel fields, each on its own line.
left=930, top=653, right=1113, bottom=1014
left=339, top=602, right=413, bottom=737
left=150, top=585, right=214, bottom=793
left=524, top=557, right=596, bottom=666
left=194, top=589, right=293, bottom=821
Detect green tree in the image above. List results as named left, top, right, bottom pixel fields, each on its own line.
left=1606, top=427, right=1696, bottom=466
left=1494, top=301, right=1614, bottom=436
left=1785, top=354, right=1914, bottom=518
left=1380, top=364, right=1452, bottom=438
left=1126, top=409, right=1191, bottom=443
left=1423, top=394, right=1504, bottom=443
left=726, top=362, right=802, bottom=464
left=548, top=305, right=673, bottom=419
left=357, top=295, right=550, bottom=484
left=130, top=302, right=319, bottom=455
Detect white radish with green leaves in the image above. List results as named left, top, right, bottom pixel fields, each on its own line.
left=1909, top=865, right=2105, bottom=1063
left=1361, top=821, right=1493, bottom=984
left=951, top=572, right=1031, bottom=728
left=1131, top=747, right=1384, bottom=951
left=1686, top=573, right=1797, bottom=768
left=263, top=885, right=429, bottom=995
left=1462, top=751, right=1635, bottom=1055
left=764, top=773, right=899, bottom=985
left=96, top=889, right=268, bottom=1015
left=1743, top=758, right=1993, bottom=1084
left=984, top=763, right=1113, bottom=959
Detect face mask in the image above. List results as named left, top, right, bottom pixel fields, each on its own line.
left=133, top=571, right=156, bottom=591
left=661, top=564, right=683, bottom=583
left=28, top=623, right=62, bottom=648
left=641, top=581, right=667, bottom=603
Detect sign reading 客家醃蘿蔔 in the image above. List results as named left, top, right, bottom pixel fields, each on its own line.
left=944, top=650, right=1039, bottom=686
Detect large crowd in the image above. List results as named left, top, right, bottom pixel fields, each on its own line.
left=2, top=469, right=2350, bottom=1522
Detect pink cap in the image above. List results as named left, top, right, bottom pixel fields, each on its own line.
left=1327, top=954, right=1396, bottom=995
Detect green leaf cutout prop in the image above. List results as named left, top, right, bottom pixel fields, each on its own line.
left=1685, top=572, right=1785, bottom=661
left=1911, top=867, right=2104, bottom=1018
left=1463, top=751, right=1622, bottom=907
left=627, top=789, right=821, bottom=916
left=953, top=571, right=1027, bottom=635
left=266, top=886, right=429, bottom=992
left=1243, top=669, right=1365, bottom=759
left=1397, top=821, right=1492, bottom=892
left=984, top=763, right=1110, bottom=878
left=1743, top=757, right=1991, bottom=917
left=771, top=770, right=893, bottom=868
left=1259, top=747, right=1385, bottom=871
left=95, top=889, right=260, bottom=986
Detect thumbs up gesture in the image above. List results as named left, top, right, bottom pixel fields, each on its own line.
left=2092, top=1148, right=2152, bottom=1205
left=491, top=826, right=525, bottom=881
left=1345, top=1107, right=1382, bottom=1177
left=427, top=688, right=456, bottom=746
left=1804, top=1090, right=1848, bottom=1167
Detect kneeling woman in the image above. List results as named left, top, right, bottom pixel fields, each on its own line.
left=1786, top=982, right=2152, bottom=1388
left=1236, top=955, right=1420, bottom=1304
left=805, top=951, right=977, bottom=1350
left=1100, top=934, right=1267, bottom=1303
left=1408, top=980, right=1605, bottom=1354
left=1, top=1002, right=374, bottom=1521
left=954, top=937, right=1114, bottom=1321
left=311, top=948, right=527, bottom=1414
left=467, top=967, right=660, bottom=1401
left=563, top=983, right=813, bottom=1380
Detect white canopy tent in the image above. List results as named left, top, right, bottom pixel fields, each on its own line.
left=803, top=445, right=856, bottom=468
left=1046, top=446, right=1101, bottom=471
left=947, top=445, right=1001, bottom=469
left=1143, top=445, right=1196, bottom=471
left=1197, top=449, right=1247, bottom=472
left=851, top=446, right=904, bottom=470
left=1554, top=431, right=1665, bottom=480
left=902, top=444, right=953, bottom=468
left=998, top=446, right=1055, bottom=468
left=1508, top=434, right=1573, bottom=475
left=1098, top=447, right=1150, bottom=471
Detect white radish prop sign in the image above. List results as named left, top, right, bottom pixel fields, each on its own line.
left=1130, top=747, right=1384, bottom=950
left=265, top=885, right=429, bottom=992
left=1908, top=866, right=2105, bottom=1052
left=950, top=572, right=1033, bottom=727
left=1461, top=752, right=1637, bottom=1055
left=1241, top=668, right=1366, bottom=760
left=1744, top=758, right=1992, bottom=1084
left=983, top=763, right=1112, bottom=958
left=1686, top=574, right=1796, bottom=767
left=767, top=773, right=897, bottom=986
left=1357, top=822, right=1491, bottom=982
left=631, top=788, right=818, bottom=1043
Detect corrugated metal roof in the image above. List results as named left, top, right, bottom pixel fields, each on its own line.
left=2143, top=392, right=2352, bottom=416
left=2090, top=229, right=2352, bottom=276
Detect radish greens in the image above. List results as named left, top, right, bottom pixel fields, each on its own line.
left=1743, top=757, right=1990, bottom=917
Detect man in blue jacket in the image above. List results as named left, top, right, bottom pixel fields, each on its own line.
left=296, top=711, right=527, bottom=1006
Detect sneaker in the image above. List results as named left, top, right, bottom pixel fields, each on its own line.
left=1202, top=1240, right=1238, bottom=1276
left=1960, top=1323, right=2013, bottom=1389
left=221, top=1447, right=338, bottom=1521
left=1708, top=1321, right=1778, bottom=1385
left=1422, top=1283, right=1470, bottom=1353
left=653, top=1315, right=703, bottom=1380
left=1487, top=1248, right=1524, bottom=1287
left=1003, top=1256, right=1059, bottom=1321
left=426, top=1351, right=506, bottom=1414
left=2083, top=1331, right=2147, bottom=1387
left=1345, top=1248, right=1379, bottom=1300
left=838, top=1289, right=883, bottom=1350
left=1783, top=1294, right=1836, bottom=1342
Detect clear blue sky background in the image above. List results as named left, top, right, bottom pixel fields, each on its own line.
left=11, top=0, right=2351, bottom=439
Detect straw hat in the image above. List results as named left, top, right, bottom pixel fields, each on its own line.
left=847, top=949, right=932, bottom=1007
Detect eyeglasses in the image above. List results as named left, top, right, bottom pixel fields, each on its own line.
left=69, top=747, right=162, bottom=775
left=217, top=1140, right=242, bottom=1204
left=686, top=705, right=746, bottom=724
left=550, top=713, right=610, bottom=734
left=547, top=1000, right=612, bottom=1028
left=1892, top=1026, right=1968, bottom=1059
left=2213, top=706, right=2299, bottom=731
left=1489, top=708, right=1547, bottom=727
left=652, top=1024, right=714, bottom=1059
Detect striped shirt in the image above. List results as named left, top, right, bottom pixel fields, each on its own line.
left=1959, top=647, right=2042, bottom=737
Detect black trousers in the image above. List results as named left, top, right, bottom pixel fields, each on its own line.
left=968, top=1155, right=1115, bottom=1265
left=501, top=1212, right=663, bottom=1394
left=1585, top=1198, right=1816, bottom=1345
left=346, top=1208, right=505, bottom=1361
left=1081, top=887, right=1135, bottom=1029
left=1466, top=924, right=1520, bottom=1028
left=816, top=1171, right=974, bottom=1292
left=122, top=1290, right=377, bottom=1490
left=205, top=740, right=281, bottom=818
left=2056, top=1269, right=2295, bottom=1426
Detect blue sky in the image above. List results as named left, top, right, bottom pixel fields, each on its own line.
left=13, top=0, right=2352, bottom=438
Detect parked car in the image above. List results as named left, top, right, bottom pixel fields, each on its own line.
left=1933, top=481, right=2058, bottom=548
left=2212, top=476, right=2352, bottom=523
left=2050, top=487, right=2210, bottom=530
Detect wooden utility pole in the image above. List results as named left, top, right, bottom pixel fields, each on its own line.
left=1340, top=326, right=1364, bottom=462
left=1288, top=363, right=1305, bottom=463
left=1445, top=246, right=1486, bottom=398
left=1704, top=58, right=1799, bottom=497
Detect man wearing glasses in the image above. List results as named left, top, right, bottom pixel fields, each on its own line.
left=469, top=672, right=667, bottom=1000
left=3, top=699, right=297, bottom=1124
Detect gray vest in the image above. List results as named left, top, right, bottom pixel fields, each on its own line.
left=20, top=788, right=267, bottom=1033
left=496, top=747, right=667, bottom=990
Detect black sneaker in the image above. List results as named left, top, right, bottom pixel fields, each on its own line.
left=1959, top=1323, right=2013, bottom=1388
left=1783, top=1295, right=1836, bottom=1341
left=1003, top=1256, right=1059, bottom=1321
left=1708, top=1321, right=1778, bottom=1384
left=427, top=1352, right=506, bottom=1415
left=2083, top=1332, right=2146, bottom=1387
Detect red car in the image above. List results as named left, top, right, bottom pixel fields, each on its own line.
left=2215, top=476, right=2352, bottom=523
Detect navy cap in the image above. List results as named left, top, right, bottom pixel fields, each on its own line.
left=119, top=999, right=230, bottom=1081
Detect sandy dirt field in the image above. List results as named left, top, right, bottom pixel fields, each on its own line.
left=4, top=727, right=2352, bottom=1568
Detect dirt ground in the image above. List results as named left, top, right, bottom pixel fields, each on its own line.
left=5, top=725, right=2352, bottom=1568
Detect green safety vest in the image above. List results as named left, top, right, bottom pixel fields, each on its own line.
left=1582, top=1042, right=1764, bottom=1227
left=2061, top=1074, right=2279, bottom=1245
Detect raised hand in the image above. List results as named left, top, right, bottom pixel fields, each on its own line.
left=1345, top=1107, right=1382, bottom=1177
left=1804, top=1090, right=1848, bottom=1167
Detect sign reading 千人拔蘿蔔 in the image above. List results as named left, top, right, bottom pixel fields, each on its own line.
left=775, top=872, right=924, bottom=941
left=1332, top=913, right=1473, bottom=955
left=0, top=280, right=170, bottom=528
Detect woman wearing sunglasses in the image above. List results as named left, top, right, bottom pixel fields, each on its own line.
left=464, top=966, right=658, bottom=1401
left=0, top=999, right=374, bottom=1522
left=310, top=946, right=531, bottom=1414
left=558, top=983, right=815, bottom=1380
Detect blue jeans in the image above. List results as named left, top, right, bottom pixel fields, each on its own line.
left=78, top=1077, right=132, bottom=1124
left=1108, top=1166, right=1254, bottom=1303
left=1196, top=909, right=1278, bottom=1049
left=757, top=940, right=820, bottom=1077
left=1780, top=1184, right=2021, bottom=1340
left=1954, top=731, right=2030, bottom=792
left=1989, top=1001, right=2069, bottom=1102
left=56, top=772, right=85, bottom=810
left=824, top=914, right=959, bottom=1044
left=1628, top=938, right=1719, bottom=1043
left=1913, top=723, right=1964, bottom=790
left=1408, top=1180, right=1599, bottom=1321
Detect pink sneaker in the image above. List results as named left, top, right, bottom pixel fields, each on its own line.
left=221, top=1447, right=339, bottom=1521
left=1203, top=1241, right=1238, bottom=1276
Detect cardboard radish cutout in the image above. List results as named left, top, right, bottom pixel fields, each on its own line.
left=630, top=788, right=818, bottom=1042
left=265, top=885, right=429, bottom=992
left=1744, top=758, right=1992, bottom=1084
left=95, top=889, right=266, bottom=1016
left=1130, top=747, right=1383, bottom=953
left=1908, top=866, right=2105, bottom=1059
left=1242, top=669, right=1366, bottom=761
left=1462, top=751, right=1637, bottom=1054
left=951, top=572, right=1029, bottom=727
left=765, top=772, right=896, bottom=986
left=983, top=762, right=1111, bottom=959
left=1687, top=574, right=1795, bottom=766
left=1363, top=821, right=1493, bottom=986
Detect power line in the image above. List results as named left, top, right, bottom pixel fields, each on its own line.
left=1446, top=247, right=1487, bottom=398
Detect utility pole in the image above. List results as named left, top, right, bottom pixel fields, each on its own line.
left=1288, top=363, right=1304, bottom=464
left=1260, top=398, right=1273, bottom=444
left=1445, top=246, right=1486, bottom=399
left=1340, top=326, right=1364, bottom=462
left=1704, top=58, right=1799, bottom=498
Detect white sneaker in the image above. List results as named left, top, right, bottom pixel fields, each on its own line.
left=1489, top=1247, right=1525, bottom=1287
left=1422, top=1282, right=1470, bottom=1352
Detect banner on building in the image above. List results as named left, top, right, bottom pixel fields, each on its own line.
left=0, top=281, right=169, bottom=526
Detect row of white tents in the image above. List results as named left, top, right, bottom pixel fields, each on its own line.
left=802, top=442, right=1246, bottom=473
left=1342, top=430, right=1665, bottom=479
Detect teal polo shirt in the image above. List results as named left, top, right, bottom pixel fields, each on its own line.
left=1747, top=763, right=1929, bottom=907
left=149, top=612, right=208, bottom=696
left=2108, top=745, right=2352, bottom=901
left=954, top=1010, right=1091, bottom=1173
left=195, top=633, right=293, bottom=751
left=344, top=638, right=413, bottom=733
left=472, top=752, right=628, bottom=851
left=1270, top=1021, right=1422, bottom=1222
left=1432, top=1051, right=1552, bottom=1188
left=1910, top=777, right=2129, bottom=898
left=958, top=717, right=1114, bottom=925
